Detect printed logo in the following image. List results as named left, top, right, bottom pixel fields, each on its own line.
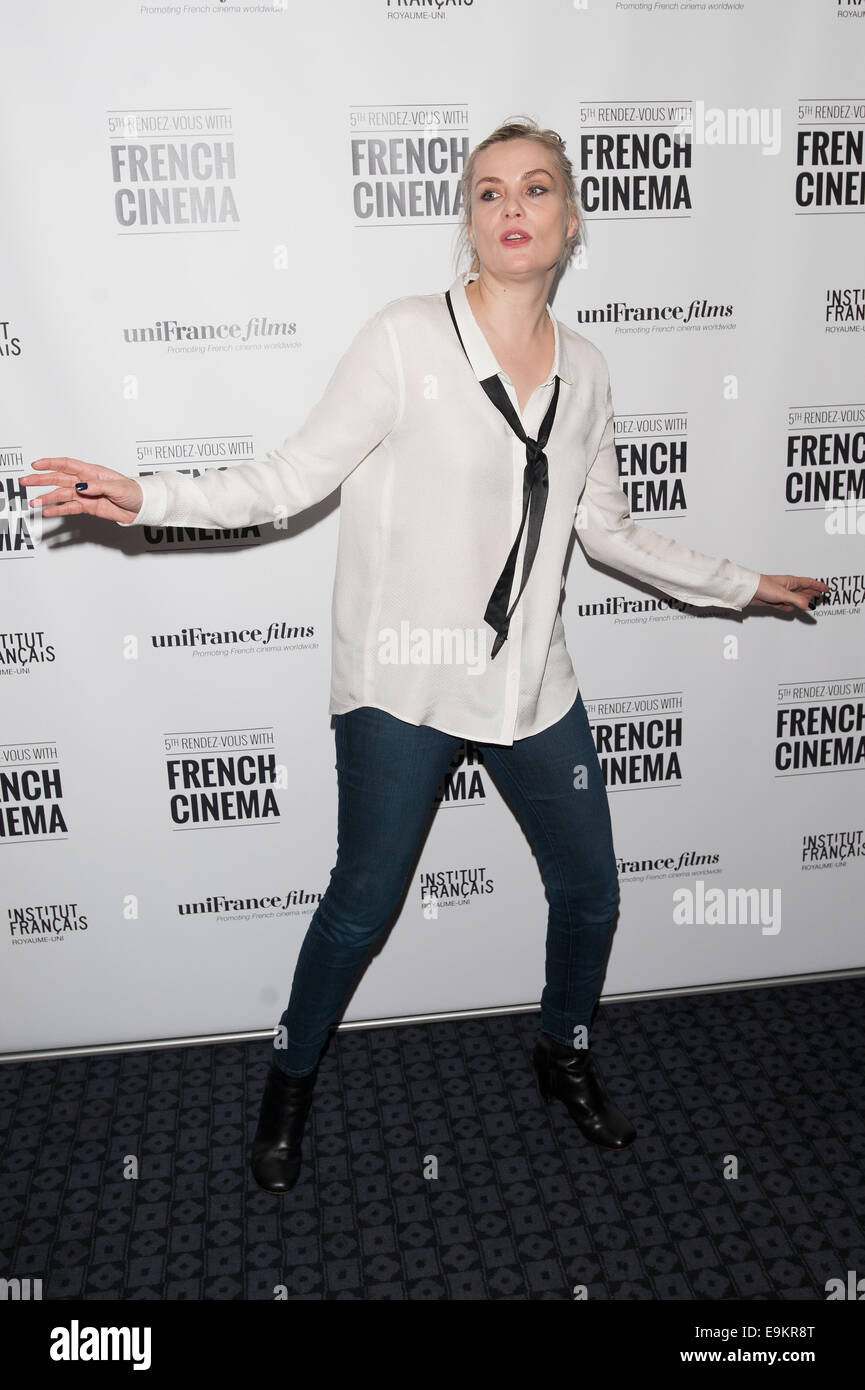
left=796, top=100, right=865, bottom=212
left=775, top=679, right=865, bottom=774
left=786, top=403, right=865, bottom=512
left=583, top=691, right=684, bottom=790
left=163, top=727, right=283, bottom=827
left=615, top=411, right=689, bottom=515
left=350, top=103, right=468, bottom=223
left=1, top=742, right=66, bottom=841
left=109, top=107, right=238, bottom=232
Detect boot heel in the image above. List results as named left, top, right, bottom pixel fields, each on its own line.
left=532, top=1058, right=553, bottom=1102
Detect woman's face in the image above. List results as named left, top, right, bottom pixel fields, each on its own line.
left=467, top=137, right=579, bottom=279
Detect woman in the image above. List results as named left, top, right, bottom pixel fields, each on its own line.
left=22, top=116, right=828, bottom=1196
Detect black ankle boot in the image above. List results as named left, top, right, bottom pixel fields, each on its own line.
left=250, top=1059, right=318, bottom=1194
left=532, top=1033, right=636, bottom=1151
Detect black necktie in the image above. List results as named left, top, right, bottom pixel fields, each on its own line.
left=445, top=289, right=560, bottom=661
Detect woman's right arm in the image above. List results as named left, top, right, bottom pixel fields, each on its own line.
left=22, top=306, right=403, bottom=530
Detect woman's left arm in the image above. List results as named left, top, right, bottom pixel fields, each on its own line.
left=576, top=371, right=829, bottom=615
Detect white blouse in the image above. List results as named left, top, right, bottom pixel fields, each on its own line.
left=118, top=271, right=761, bottom=745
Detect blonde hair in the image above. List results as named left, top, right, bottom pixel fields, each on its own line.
left=454, top=115, right=587, bottom=279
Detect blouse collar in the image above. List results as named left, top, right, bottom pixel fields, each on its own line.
left=446, top=270, right=573, bottom=386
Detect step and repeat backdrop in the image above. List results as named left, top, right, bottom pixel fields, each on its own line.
left=2, top=0, right=863, bottom=1057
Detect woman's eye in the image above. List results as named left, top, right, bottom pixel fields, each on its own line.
left=479, top=185, right=550, bottom=201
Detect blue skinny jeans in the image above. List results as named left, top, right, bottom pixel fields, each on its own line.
left=272, top=690, right=620, bottom=1075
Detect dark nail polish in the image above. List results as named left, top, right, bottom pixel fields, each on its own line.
left=75, top=482, right=88, bottom=492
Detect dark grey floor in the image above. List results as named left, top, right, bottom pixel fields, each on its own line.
left=1, top=977, right=863, bottom=1299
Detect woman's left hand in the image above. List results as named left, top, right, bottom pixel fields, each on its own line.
left=747, top=574, right=831, bottom=613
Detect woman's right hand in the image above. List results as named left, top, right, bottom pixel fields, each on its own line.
left=20, top=457, right=144, bottom=526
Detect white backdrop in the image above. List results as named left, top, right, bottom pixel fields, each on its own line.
left=2, top=0, right=863, bottom=1057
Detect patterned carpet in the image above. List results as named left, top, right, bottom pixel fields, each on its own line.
left=1, top=976, right=863, bottom=1300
